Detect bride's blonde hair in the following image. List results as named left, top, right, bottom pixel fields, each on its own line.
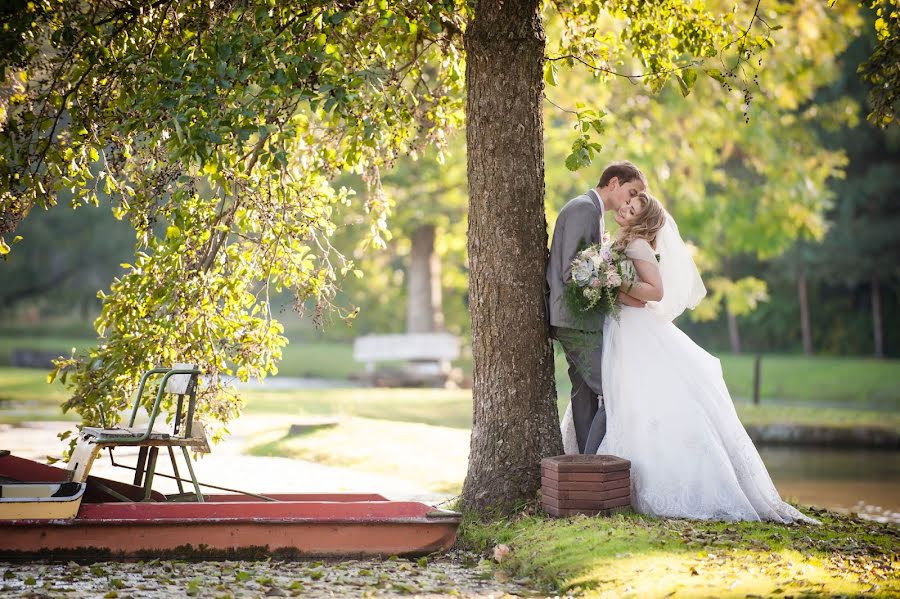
left=614, top=192, right=667, bottom=250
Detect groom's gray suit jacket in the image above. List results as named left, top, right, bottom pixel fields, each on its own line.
left=546, top=189, right=607, bottom=454
left=546, top=190, right=605, bottom=332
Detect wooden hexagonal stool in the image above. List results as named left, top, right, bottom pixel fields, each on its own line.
left=541, top=455, right=632, bottom=517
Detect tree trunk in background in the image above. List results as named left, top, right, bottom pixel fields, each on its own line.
left=406, top=224, right=444, bottom=333
left=462, top=0, right=561, bottom=514
left=872, top=276, right=884, bottom=358
left=726, top=306, right=742, bottom=354
left=798, top=273, right=813, bottom=355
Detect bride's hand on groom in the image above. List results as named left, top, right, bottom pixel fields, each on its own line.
left=618, top=291, right=647, bottom=308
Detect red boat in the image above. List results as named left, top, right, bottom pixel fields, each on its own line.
left=0, top=453, right=461, bottom=559
left=0, top=367, right=461, bottom=558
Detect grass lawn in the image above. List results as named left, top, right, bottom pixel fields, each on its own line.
left=719, top=353, right=900, bottom=408
left=242, top=387, right=474, bottom=428
left=2, top=331, right=900, bottom=406
left=460, top=507, right=899, bottom=598
left=2, top=365, right=899, bottom=433
left=240, top=387, right=900, bottom=433
left=248, top=417, right=469, bottom=495
left=0, top=367, right=69, bottom=405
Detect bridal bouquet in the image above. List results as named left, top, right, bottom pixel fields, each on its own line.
left=564, top=232, right=636, bottom=321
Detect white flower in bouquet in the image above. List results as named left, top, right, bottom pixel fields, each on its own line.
left=572, top=258, right=594, bottom=286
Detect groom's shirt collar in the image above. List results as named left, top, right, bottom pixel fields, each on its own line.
left=587, top=188, right=605, bottom=212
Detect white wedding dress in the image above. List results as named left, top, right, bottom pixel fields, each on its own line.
left=561, top=219, right=817, bottom=524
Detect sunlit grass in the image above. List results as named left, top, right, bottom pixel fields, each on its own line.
left=242, top=387, right=474, bottom=428
left=247, top=416, right=468, bottom=494
left=460, top=509, right=899, bottom=598
left=2, top=366, right=898, bottom=432
left=0, top=367, right=69, bottom=405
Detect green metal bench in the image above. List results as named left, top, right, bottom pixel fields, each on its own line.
left=68, top=363, right=209, bottom=502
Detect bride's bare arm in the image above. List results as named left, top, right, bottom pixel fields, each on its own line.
left=618, top=290, right=647, bottom=307
left=624, top=258, right=664, bottom=302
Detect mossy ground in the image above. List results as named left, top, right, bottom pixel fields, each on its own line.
left=459, top=504, right=899, bottom=598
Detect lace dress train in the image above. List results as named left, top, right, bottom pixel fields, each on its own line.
left=561, top=306, right=817, bottom=524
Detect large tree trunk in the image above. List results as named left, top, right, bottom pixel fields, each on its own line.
left=871, top=276, right=884, bottom=358
left=726, top=306, right=741, bottom=354
left=406, top=224, right=444, bottom=333
left=798, top=273, right=813, bottom=356
left=462, top=0, right=561, bottom=515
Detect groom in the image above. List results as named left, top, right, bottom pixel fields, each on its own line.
left=546, top=161, right=648, bottom=454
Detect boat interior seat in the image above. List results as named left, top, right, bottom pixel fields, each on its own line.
left=66, top=364, right=208, bottom=502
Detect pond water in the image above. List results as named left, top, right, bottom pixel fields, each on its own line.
left=760, top=446, right=899, bottom=523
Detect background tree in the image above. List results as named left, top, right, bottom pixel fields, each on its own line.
left=335, top=139, right=470, bottom=338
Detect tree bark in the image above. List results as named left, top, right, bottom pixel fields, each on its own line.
left=406, top=224, right=444, bottom=333
left=726, top=306, right=741, bottom=354
left=797, top=272, right=813, bottom=356
left=871, top=276, right=884, bottom=358
left=462, top=0, right=561, bottom=515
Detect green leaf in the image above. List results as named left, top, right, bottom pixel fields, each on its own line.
left=682, top=68, right=697, bottom=90
left=544, top=61, right=559, bottom=87
left=676, top=75, right=690, bottom=97
left=706, top=68, right=727, bottom=84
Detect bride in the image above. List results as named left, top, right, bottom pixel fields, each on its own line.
left=561, top=191, right=817, bottom=524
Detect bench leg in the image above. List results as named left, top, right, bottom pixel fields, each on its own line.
left=181, top=446, right=204, bottom=503
left=133, top=446, right=148, bottom=487
left=167, top=446, right=184, bottom=494
left=142, top=447, right=159, bottom=501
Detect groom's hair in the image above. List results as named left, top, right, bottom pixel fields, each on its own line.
left=598, top=161, right=647, bottom=188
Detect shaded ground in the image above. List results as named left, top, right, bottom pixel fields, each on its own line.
left=1, top=551, right=531, bottom=598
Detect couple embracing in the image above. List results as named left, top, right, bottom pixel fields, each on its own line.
left=547, top=161, right=816, bottom=524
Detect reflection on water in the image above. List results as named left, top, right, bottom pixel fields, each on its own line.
left=760, top=447, right=900, bottom=523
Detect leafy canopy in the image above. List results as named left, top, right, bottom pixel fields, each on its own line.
left=0, top=0, right=767, bottom=444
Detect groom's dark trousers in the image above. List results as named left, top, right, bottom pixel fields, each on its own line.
left=552, top=326, right=607, bottom=454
